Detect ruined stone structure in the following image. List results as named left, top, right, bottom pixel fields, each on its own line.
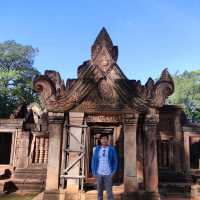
left=1, top=28, right=200, bottom=199
left=0, top=103, right=49, bottom=192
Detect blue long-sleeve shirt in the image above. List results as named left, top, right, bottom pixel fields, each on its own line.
left=91, top=145, right=118, bottom=176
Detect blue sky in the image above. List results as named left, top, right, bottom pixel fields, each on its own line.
left=0, top=0, right=200, bottom=83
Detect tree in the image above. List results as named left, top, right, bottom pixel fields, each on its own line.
left=168, top=70, right=200, bottom=123
left=0, top=40, right=39, bottom=118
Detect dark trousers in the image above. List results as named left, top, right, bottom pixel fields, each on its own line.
left=96, top=175, right=114, bottom=200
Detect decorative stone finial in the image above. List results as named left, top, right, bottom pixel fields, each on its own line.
left=160, top=68, right=173, bottom=82
left=91, top=27, right=118, bottom=65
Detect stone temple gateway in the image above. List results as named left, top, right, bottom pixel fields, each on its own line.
left=34, top=27, right=174, bottom=200
left=1, top=28, right=200, bottom=199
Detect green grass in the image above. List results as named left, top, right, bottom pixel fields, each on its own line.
left=0, top=193, right=36, bottom=200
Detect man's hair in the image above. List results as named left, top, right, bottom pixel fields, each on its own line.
left=99, top=134, right=109, bottom=139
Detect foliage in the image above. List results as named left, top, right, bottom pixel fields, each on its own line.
left=0, top=40, right=39, bottom=118
left=168, top=70, right=200, bottom=123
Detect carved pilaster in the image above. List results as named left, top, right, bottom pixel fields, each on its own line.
left=35, top=137, right=40, bottom=163
left=184, top=134, right=190, bottom=172
left=44, top=112, right=64, bottom=193
left=123, top=113, right=139, bottom=199
left=15, top=131, right=29, bottom=169
left=143, top=109, right=160, bottom=199
left=44, top=137, right=48, bottom=163
left=174, top=110, right=183, bottom=171
left=39, top=137, right=44, bottom=164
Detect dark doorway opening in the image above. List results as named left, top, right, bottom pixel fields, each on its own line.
left=0, top=133, right=12, bottom=164
left=84, top=124, right=124, bottom=189
left=157, top=140, right=171, bottom=169
left=87, top=126, right=114, bottom=179
left=190, top=137, right=200, bottom=169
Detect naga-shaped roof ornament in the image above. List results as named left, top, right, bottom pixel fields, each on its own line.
left=134, top=68, right=174, bottom=108
left=33, top=28, right=174, bottom=113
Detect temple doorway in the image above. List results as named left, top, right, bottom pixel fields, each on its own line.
left=85, top=125, right=123, bottom=185
left=157, top=139, right=173, bottom=169
left=190, top=137, right=200, bottom=169
left=0, top=132, right=12, bottom=165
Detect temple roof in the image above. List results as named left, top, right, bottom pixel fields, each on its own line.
left=33, top=28, right=174, bottom=113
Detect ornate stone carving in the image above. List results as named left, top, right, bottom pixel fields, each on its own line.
left=34, top=64, right=103, bottom=111
left=33, top=28, right=174, bottom=113
left=94, top=48, right=111, bottom=72
left=144, top=108, right=160, bottom=125
left=98, top=78, right=116, bottom=103
left=91, top=27, right=118, bottom=62
left=134, top=68, right=174, bottom=108
left=87, top=114, right=122, bottom=123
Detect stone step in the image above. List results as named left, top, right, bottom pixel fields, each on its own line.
left=12, top=178, right=45, bottom=192
left=13, top=168, right=47, bottom=180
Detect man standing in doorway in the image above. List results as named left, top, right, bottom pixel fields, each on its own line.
left=91, top=134, right=118, bottom=200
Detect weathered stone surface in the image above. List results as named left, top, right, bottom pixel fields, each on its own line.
left=144, top=110, right=159, bottom=193
left=124, top=113, right=138, bottom=196
left=45, top=112, right=64, bottom=191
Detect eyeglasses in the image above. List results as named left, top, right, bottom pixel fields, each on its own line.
left=103, top=149, right=106, bottom=157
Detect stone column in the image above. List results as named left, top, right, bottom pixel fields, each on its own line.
left=123, top=113, right=139, bottom=199
left=45, top=112, right=64, bottom=191
left=184, top=134, right=190, bottom=172
left=144, top=110, right=160, bottom=200
left=44, top=137, right=49, bottom=163
left=35, top=137, right=40, bottom=163
left=15, top=130, right=29, bottom=169
left=39, top=137, right=45, bottom=163
left=174, top=110, right=183, bottom=171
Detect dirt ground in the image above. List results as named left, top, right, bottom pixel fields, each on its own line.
left=0, top=193, right=36, bottom=200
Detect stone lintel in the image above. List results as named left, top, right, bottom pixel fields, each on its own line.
left=0, top=119, right=24, bottom=129
left=86, top=114, right=122, bottom=123
left=183, top=126, right=200, bottom=133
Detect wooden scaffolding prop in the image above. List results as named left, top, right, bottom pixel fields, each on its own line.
left=60, top=112, right=88, bottom=191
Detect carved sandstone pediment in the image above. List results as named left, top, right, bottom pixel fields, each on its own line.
left=33, top=28, right=174, bottom=113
